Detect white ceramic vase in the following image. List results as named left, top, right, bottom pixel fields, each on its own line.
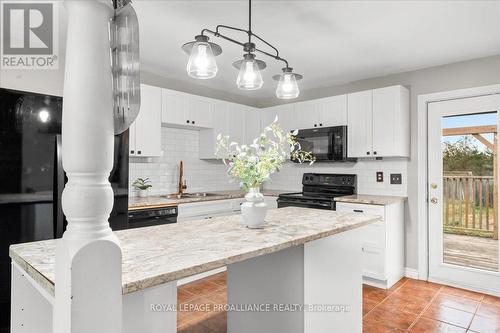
left=241, top=187, right=268, bottom=228
left=138, top=189, right=148, bottom=198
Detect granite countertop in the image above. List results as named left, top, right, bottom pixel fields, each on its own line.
left=128, top=189, right=289, bottom=210
left=9, top=207, right=379, bottom=297
left=335, top=194, right=407, bottom=206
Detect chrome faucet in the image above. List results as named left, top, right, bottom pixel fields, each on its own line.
left=178, top=161, right=187, bottom=195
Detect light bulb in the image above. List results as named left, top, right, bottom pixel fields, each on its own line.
left=186, top=41, right=217, bottom=79
left=276, top=72, right=299, bottom=99
left=236, top=56, right=263, bottom=90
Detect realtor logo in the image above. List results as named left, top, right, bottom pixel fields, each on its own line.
left=1, top=1, right=59, bottom=69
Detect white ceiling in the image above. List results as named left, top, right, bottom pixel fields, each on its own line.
left=135, top=0, right=500, bottom=101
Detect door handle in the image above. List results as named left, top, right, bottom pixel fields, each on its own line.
left=430, top=197, right=438, bottom=204
left=431, top=183, right=438, bottom=189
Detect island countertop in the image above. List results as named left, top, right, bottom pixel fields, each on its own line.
left=9, top=207, right=379, bottom=297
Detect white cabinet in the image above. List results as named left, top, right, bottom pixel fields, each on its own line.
left=347, top=90, right=373, bottom=158
left=321, top=95, right=348, bottom=127
left=293, top=95, right=347, bottom=129
left=199, top=102, right=247, bottom=159
left=347, top=85, right=409, bottom=158
left=261, top=104, right=295, bottom=133
left=372, top=86, right=410, bottom=157
left=129, top=84, right=161, bottom=157
left=226, top=103, right=245, bottom=145
left=244, top=106, right=261, bottom=144
left=336, top=201, right=404, bottom=289
left=161, top=89, right=213, bottom=128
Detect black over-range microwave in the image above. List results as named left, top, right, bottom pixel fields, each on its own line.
left=291, top=126, right=356, bottom=162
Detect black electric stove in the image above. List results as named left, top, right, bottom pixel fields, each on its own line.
left=277, top=173, right=356, bottom=210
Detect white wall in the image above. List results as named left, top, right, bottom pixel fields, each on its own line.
left=129, top=127, right=239, bottom=196
left=265, top=159, right=407, bottom=197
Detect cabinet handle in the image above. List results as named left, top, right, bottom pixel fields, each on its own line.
left=373, top=151, right=377, bottom=155
left=314, top=124, right=317, bottom=127
left=192, top=121, right=195, bottom=125
left=130, top=150, right=134, bottom=154
left=319, top=123, right=323, bottom=127
left=353, top=209, right=364, bottom=213
left=366, top=152, right=370, bottom=155
left=138, top=151, right=142, bottom=155
left=186, top=120, right=190, bottom=124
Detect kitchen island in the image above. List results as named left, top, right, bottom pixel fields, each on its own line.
left=10, top=207, right=379, bottom=333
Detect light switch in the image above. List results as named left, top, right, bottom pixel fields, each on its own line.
left=376, top=172, right=384, bottom=182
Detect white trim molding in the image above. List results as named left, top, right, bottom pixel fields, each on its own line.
left=417, top=83, right=500, bottom=282
left=404, top=267, right=419, bottom=280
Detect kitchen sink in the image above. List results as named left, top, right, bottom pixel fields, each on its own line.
left=166, top=192, right=220, bottom=199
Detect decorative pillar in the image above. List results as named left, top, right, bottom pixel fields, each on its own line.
left=53, top=1, right=122, bottom=332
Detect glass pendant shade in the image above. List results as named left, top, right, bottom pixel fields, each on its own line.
left=186, top=41, right=218, bottom=79
left=276, top=72, right=299, bottom=99
left=236, top=56, right=263, bottom=90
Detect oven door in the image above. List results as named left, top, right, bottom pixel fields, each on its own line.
left=292, top=127, right=333, bottom=161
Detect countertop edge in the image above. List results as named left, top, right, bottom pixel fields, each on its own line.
left=334, top=195, right=408, bottom=206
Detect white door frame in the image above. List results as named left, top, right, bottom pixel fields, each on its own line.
left=417, top=84, right=500, bottom=281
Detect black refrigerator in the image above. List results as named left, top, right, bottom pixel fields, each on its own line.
left=0, top=88, right=129, bottom=332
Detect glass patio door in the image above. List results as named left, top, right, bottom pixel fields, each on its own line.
left=428, top=94, right=500, bottom=295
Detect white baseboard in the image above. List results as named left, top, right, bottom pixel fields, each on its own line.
left=177, top=267, right=226, bottom=286
left=404, top=267, right=419, bottom=280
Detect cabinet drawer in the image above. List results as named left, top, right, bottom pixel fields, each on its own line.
left=178, top=200, right=233, bottom=218
left=336, top=202, right=385, bottom=221
left=362, top=244, right=386, bottom=280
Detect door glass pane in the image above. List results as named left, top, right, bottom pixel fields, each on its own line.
left=441, top=112, right=498, bottom=271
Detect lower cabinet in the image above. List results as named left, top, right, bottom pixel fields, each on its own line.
left=335, top=201, right=405, bottom=289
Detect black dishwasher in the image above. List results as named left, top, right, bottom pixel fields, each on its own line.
left=127, top=206, right=178, bottom=229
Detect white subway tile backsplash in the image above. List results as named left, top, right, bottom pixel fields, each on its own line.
left=263, top=158, right=408, bottom=196
left=130, top=127, right=408, bottom=198
left=129, top=127, right=239, bottom=196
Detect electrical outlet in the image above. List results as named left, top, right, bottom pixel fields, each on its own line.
left=376, top=172, right=384, bottom=182
left=390, top=173, right=402, bottom=185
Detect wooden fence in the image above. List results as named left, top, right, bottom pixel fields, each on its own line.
left=443, top=176, right=497, bottom=239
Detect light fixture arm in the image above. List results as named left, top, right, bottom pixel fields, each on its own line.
left=198, top=0, right=290, bottom=68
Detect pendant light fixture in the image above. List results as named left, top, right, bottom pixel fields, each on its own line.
left=274, top=67, right=302, bottom=99
left=183, top=35, right=222, bottom=79
left=234, top=53, right=265, bottom=90
left=181, top=0, right=302, bottom=99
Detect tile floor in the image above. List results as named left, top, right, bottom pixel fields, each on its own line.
left=177, top=273, right=500, bottom=333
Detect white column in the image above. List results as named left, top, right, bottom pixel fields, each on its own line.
left=53, top=1, right=122, bottom=333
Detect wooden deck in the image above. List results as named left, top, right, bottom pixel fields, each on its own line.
left=444, top=233, right=498, bottom=271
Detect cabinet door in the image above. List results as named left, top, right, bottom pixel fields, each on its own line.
left=244, top=106, right=261, bottom=144
left=347, top=90, right=373, bottom=158
left=129, top=122, right=136, bottom=156
left=293, top=100, right=320, bottom=129
left=188, top=96, right=213, bottom=128
left=227, top=103, right=245, bottom=145
left=319, top=94, right=347, bottom=127
left=161, top=89, right=189, bottom=126
left=372, top=86, right=409, bottom=157
left=135, top=84, right=161, bottom=156
left=261, top=104, right=295, bottom=133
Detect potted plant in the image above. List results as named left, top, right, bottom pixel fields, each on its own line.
left=132, top=177, right=152, bottom=198
left=217, top=117, right=314, bottom=228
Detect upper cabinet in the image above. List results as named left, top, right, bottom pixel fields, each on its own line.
left=199, top=102, right=259, bottom=159
left=129, top=84, right=162, bottom=157
left=347, top=85, right=409, bottom=158
left=161, top=89, right=213, bottom=128
left=261, top=104, right=295, bottom=133
left=293, top=95, right=347, bottom=129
